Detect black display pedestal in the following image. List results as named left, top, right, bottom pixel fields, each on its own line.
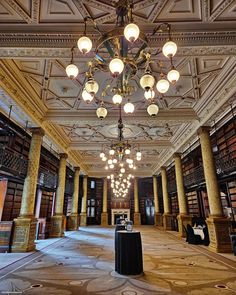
left=115, top=230, right=143, bottom=275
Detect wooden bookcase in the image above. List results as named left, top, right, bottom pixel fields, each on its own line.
left=39, top=190, right=54, bottom=219
left=2, top=180, right=24, bottom=221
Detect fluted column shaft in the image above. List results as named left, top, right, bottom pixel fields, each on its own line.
left=174, top=153, right=188, bottom=215
left=134, top=177, right=139, bottom=213
left=102, top=178, right=108, bottom=213
left=20, top=128, right=44, bottom=216
left=153, top=175, right=160, bottom=213
left=161, top=167, right=170, bottom=214
left=198, top=127, right=223, bottom=217
left=71, top=167, right=80, bottom=214
left=81, top=175, right=88, bottom=214
left=55, top=153, right=68, bottom=215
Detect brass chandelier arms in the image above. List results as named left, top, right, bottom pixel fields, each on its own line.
left=65, top=0, right=180, bottom=119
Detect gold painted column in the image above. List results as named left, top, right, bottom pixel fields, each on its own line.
left=198, top=127, right=231, bottom=252
left=101, top=178, right=108, bottom=226
left=153, top=175, right=162, bottom=226
left=133, top=177, right=141, bottom=225
left=12, top=128, right=44, bottom=252
left=80, top=175, right=88, bottom=226
left=174, top=153, right=192, bottom=237
left=161, top=167, right=172, bottom=230
left=50, top=153, right=68, bottom=238
left=67, top=167, right=80, bottom=231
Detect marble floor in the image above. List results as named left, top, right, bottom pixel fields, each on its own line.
left=0, top=226, right=236, bottom=294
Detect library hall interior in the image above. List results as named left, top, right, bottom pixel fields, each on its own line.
left=0, top=0, right=236, bottom=294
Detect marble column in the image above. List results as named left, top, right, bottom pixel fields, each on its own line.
left=12, top=128, right=44, bottom=252
left=133, top=177, right=141, bottom=225
left=174, top=153, right=192, bottom=237
left=198, top=126, right=231, bottom=252
left=161, top=167, right=172, bottom=230
left=80, top=175, right=88, bottom=226
left=153, top=175, right=162, bottom=226
left=67, top=167, right=80, bottom=231
left=50, top=153, right=67, bottom=238
left=101, top=178, right=108, bottom=226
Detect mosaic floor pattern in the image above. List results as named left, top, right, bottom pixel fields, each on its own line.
left=0, top=226, right=236, bottom=294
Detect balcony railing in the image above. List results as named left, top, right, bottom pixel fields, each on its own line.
left=38, top=167, right=57, bottom=189
left=183, top=165, right=205, bottom=188
left=0, top=145, right=28, bottom=177
left=215, top=150, right=236, bottom=175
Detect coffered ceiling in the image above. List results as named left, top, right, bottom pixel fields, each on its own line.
left=0, top=0, right=236, bottom=177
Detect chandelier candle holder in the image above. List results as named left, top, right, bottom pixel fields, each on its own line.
left=100, top=106, right=141, bottom=198
left=66, top=0, right=180, bottom=118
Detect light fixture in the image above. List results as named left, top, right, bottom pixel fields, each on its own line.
left=144, top=89, right=155, bottom=100
left=124, top=101, right=134, bottom=114
left=124, top=23, right=140, bottom=43
left=85, top=77, right=99, bottom=96
left=112, top=93, right=122, bottom=105
left=156, top=79, right=170, bottom=94
left=66, top=47, right=79, bottom=79
left=82, top=89, right=93, bottom=103
left=162, top=41, right=177, bottom=58
left=167, top=69, right=180, bottom=84
left=66, top=3, right=179, bottom=118
left=109, top=149, right=115, bottom=155
left=109, top=58, right=124, bottom=76
left=147, top=103, right=159, bottom=117
left=96, top=103, right=107, bottom=119
left=77, top=36, right=92, bottom=54
left=100, top=152, right=105, bottom=158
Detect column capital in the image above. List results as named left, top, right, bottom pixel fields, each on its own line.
left=83, top=174, right=88, bottom=179
left=160, top=166, right=167, bottom=171
left=74, top=166, right=80, bottom=172
left=197, top=126, right=211, bottom=135
left=59, top=153, right=68, bottom=159
left=30, top=127, right=45, bottom=136
left=173, top=153, right=182, bottom=159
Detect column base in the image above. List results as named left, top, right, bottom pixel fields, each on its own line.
left=207, top=216, right=232, bottom=253
left=80, top=213, right=87, bottom=226
left=154, top=213, right=163, bottom=226
left=12, top=216, right=37, bottom=252
left=133, top=212, right=141, bottom=225
left=67, top=213, right=79, bottom=231
left=49, top=215, right=65, bottom=238
left=101, top=212, right=108, bottom=226
left=177, top=214, right=192, bottom=238
left=163, top=213, right=173, bottom=231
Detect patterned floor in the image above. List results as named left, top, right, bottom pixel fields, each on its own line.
left=0, top=226, right=236, bottom=294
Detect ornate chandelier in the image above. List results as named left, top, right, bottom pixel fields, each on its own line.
left=65, top=0, right=179, bottom=118
left=100, top=106, right=140, bottom=197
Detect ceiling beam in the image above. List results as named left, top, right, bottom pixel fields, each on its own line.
left=44, top=109, right=199, bottom=124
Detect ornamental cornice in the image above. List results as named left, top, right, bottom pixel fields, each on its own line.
left=0, top=31, right=236, bottom=51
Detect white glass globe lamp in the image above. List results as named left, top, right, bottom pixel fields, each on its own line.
left=108, top=159, right=113, bottom=165
left=156, top=79, right=170, bottom=93
left=112, top=94, right=122, bottom=105
left=96, top=105, right=108, bottom=119
left=140, top=73, right=155, bottom=91
left=120, top=168, right=125, bottom=174
left=167, top=69, right=180, bottom=84
left=102, top=156, right=107, bottom=161
left=147, top=103, right=159, bottom=116
left=124, top=23, right=140, bottom=42
left=77, top=36, right=92, bottom=54
left=109, top=149, right=115, bottom=155
left=124, top=102, right=134, bottom=114
left=82, top=89, right=93, bottom=103
left=125, top=148, right=131, bottom=155
left=136, top=151, right=142, bottom=158
left=162, top=41, right=177, bottom=58
left=109, top=58, right=124, bottom=76
left=144, top=89, right=155, bottom=100
left=66, top=64, right=79, bottom=79
left=85, top=78, right=99, bottom=95
left=100, top=152, right=105, bottom=158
